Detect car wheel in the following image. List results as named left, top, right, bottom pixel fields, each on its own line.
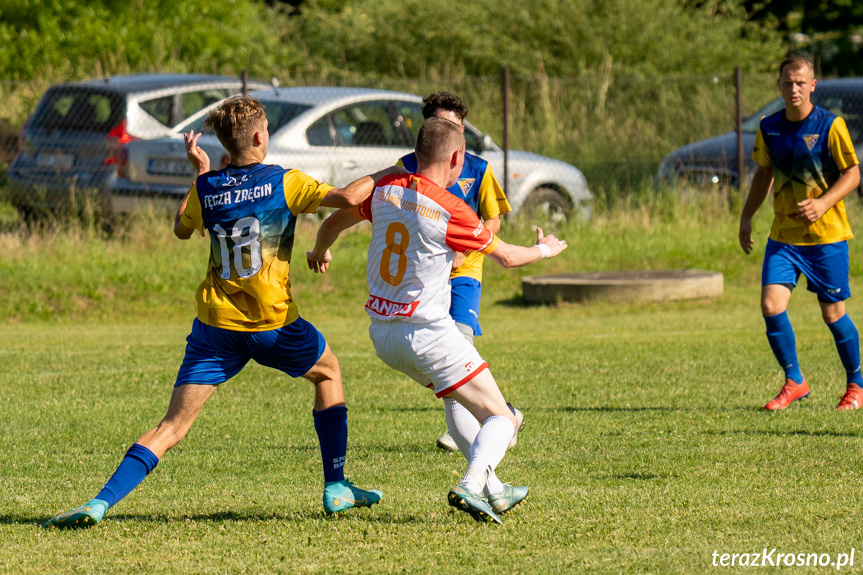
left=521, top=187, right=574, bottom=225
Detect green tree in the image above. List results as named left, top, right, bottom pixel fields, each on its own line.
left=0, top=0, right=304, bottom=80
left=741, top=0, right=863, bottom=76
left=296, top=0, right=783, bottom=78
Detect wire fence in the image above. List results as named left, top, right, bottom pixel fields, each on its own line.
left=6, top=68, right=853, bottom=226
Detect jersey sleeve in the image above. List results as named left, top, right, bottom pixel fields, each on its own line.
left=828, top=117, right=860, bottom=171
left=353, top=192, right=374, bottom=222
left=444, top=199, right=500, bottom=255
left=752, top=125, right=772, bottom=167
left=179, top=182, right=205, bottom=236
left=283, top=169, right=334, bottom=215
left=476, top=165, right=511, bottom=219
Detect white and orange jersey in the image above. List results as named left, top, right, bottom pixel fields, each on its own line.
left=354, top=173, right=500, bottom=324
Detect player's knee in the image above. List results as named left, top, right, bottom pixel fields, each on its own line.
left=305, top=346, right=341, bottom=385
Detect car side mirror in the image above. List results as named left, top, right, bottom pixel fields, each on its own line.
left=480, top=134, right=495, bottom=152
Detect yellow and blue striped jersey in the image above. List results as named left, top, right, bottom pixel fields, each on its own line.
left=180, top=164, right=332, bottom=331
left=753, top=106, right=859, bottom=245
left=398, top=151, right=510, bottom=282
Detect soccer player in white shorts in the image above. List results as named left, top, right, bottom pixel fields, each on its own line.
left=306, top=117, right=568, bottom=523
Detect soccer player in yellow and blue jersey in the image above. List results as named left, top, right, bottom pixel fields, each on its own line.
left=44, top=96, right=395, bottom=529
left=739, top=56, right=863, bottom=410
left=397, top=92, right=524, bottom=451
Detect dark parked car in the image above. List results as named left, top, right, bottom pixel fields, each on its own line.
left=656, top=78, right=863, bottom=190
left=8, top=73, right=269, bottom=217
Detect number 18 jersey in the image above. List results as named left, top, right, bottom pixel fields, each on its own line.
left=355, top=173, right=500, bottom=324
left=180, top=163, right=332, bottom=331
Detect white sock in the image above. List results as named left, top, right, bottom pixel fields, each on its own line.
left=459, top=415, right=514, bottom=494
left=444, top=397, right=479, bottom=459
left=444, top=398, right=505, bottom=496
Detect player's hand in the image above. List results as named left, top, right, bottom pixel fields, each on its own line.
left=791, top=197, right=827, bottom=225
left=306, top=248, right=332, bottom=274
left=452, top=252, right=467, bottom=270
left=184, top=130, right=211, bottom=175
left=739, top=218, right=754, bottom=254
left=536, top=227, right=568, bottom=258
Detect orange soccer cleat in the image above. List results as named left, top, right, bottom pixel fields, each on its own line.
left=764, top=379, right=810, bottom=410
left=836, top=383, right=863, bottom=411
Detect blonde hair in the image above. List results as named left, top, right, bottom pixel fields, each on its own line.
left=415, top=117, right=465, bottom=164
left=204, top=96, right=266, bottom=158
left=779, top=56, right=815, bottom=78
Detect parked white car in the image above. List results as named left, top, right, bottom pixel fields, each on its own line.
left=114, top=87, right=592, bottom=220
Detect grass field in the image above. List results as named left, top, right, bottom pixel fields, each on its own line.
left=3, top=198, right=863, bottom=573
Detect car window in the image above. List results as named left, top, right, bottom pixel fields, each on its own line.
left=396, top=102, right=424, bottom=143
left=30, top=87, right=125, bottom=133
left=463, top=125, right=483, bottom=153
left=181, top=89, right=230, bottom=121
left=329, top=101, right=402, bottom=147
left=139, top=95, right=175, bottom=127
left=178, top=100, right=311, bottom=137
left=307, top=116, right=334, bottom=146
left=260, top=101, right=313, bottom=133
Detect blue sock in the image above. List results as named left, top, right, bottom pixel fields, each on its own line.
left=313, top=405, right=347, bottom=483
left=95, top=444, right=160, bottom=509
left=827, top=314, right=863, bottom=387
left=764, top=312, right=804, bottom=384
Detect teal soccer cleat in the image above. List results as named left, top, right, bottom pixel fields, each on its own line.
left=487, top=483, right=529, bottom=515
left=323, top=480, right=382, bottom=514
left=43, top=499, right=108, bottom=530
left=447, top=485, right=501, bottom=524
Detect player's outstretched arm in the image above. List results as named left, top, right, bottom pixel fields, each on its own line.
left=739, top=165, right=773, bottom=254
left=307, top=208, right=364, bottom=273
left=486, top=227, right=567, bottom=269
left=321, top=166, right=407, bottom=208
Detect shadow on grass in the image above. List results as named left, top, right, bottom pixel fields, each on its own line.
left=19, top=509, right=441, bottom=528
left=0, top=515, right=45, bottom=527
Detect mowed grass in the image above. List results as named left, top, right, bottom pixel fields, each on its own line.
left=3, top=197, right=863, bottom=573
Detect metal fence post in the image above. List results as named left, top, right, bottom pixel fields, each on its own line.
left=502, top=66, right=510, bottom=199
left=735, top=65, right=744, bottom=203
left=242, top=69, right=249, bottom=97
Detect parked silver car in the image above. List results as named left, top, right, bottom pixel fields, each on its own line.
left=656, top=78, right=863, bottom=190
left=113, top=87, right=592, bottom=220
left=8, top=73, right=270, bottom=216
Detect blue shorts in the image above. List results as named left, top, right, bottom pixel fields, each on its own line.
left=450, top=277, right=483, bottom=336
left=762, top=238, right=851, bottom=303
left=175, top=317, right=327, bottom=386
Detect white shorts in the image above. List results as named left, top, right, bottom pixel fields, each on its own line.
left=368, top=317, right=488, bottom=398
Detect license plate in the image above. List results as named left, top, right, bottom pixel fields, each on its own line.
left=36, top=152, right=75, bottom=168
left=148, top=158, right=194, bottom=177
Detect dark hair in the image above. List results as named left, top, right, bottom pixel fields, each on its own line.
left=779, top=56, right=815, bottom=77
left=203, top=96, right=266, bottom=158
left=421, top=91, right=469, bottom=121
left=415, top=117, right=465, bottom=165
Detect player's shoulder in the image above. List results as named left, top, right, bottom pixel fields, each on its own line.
left=462, top=152, right=489, bottom=174
left=760, top=108, right=786, bottom=130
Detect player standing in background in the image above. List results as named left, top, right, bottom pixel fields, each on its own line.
left=307, top=118, right=568, bottom=523
left=739, top=56, right=863, bottom=410
left=398, top=92, right=524, bottom=451
left=44, top=96, right=393, bottom=529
